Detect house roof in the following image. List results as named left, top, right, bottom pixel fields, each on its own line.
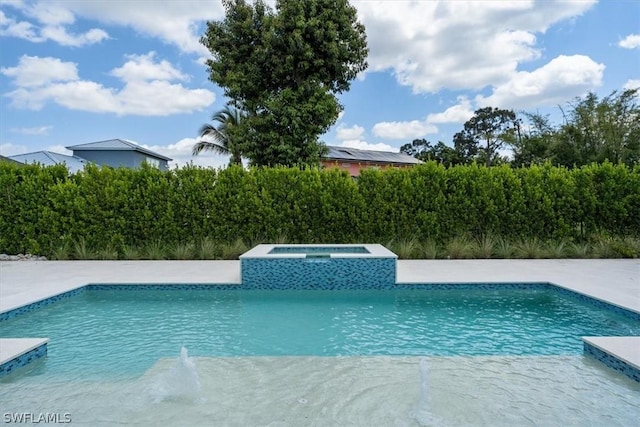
left=9, top=151, right=88, bottom=174
left=324, top=146, right=423, bottom=165
left=0, top=155, right=24, bottom=165
left=66, top=138, right=172, bottom=161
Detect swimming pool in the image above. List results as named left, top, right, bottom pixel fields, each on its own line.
left=1, top=285, right=639, bottom=426
left=1, top=287, right=639, bottom=376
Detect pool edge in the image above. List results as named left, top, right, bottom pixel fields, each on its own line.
left=583, top=337, right=640, bottom=382
left=0, top=338, right=49, bottom=377
left=2, top=280, right=639, bottom=379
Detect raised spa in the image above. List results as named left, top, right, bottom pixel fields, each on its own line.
left=239, top=244, right=397, bottom=289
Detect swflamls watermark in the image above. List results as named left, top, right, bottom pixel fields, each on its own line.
left=2, top=413, right=71, bottom=424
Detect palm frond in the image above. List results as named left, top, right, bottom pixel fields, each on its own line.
left=192, top=140, right=230, bottom=156
left=198, top=124, right=226, bottom=141
left=193, top=104, right=246, bottom=162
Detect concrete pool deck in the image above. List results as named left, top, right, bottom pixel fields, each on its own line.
left=1, top=259, right=639, bottom=377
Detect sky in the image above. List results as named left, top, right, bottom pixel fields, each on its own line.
left=1, top=0, right=639, bottom=168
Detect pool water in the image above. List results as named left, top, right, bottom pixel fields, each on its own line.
left=2, top=287, right=639, bottom=426
left=1, top=288, right=638, bottom=378
left=268, top=246, right=370, bottom=254
left=2, top=355, right=639, bottom=426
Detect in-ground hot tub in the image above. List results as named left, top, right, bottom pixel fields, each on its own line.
left=239, top=244, right=397, bottom=289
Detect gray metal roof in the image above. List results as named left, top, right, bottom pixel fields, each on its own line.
left=0, top=155, right=24, bottom=165
left=9, top=151, right=88, bottom=173
left=66, top=138, right=172, bottom=161
left=325, top=146, right=423, bottom=165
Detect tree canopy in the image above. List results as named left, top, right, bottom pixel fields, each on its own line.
left=200, top=0, right=368, bottom=167
left=453, top=107, right=517, bottom=167
left=399, top=139, right=462, bottom=167
left=403, top=88, right=639, bottom=169
left=512, top=89, right=640, bottom=168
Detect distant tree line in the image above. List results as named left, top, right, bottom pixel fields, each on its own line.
left=401, top=88, right=640, bottom=168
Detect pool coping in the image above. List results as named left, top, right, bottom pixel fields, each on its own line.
left=1, top=259, right=638, bottom=380
left=582, top=336, right=640, bottom=382
left=0, top=338, right=49, bottom=376
left=239, top=243, right=397, bottom=259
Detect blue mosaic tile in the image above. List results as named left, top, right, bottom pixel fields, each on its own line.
left=88, top=283, right=240, bottom=291
left=0, top=287, right=86, bottom=321
left=583, top=341, right=640, bottom=383
left=394, top=282, right=549, bottom=291
left=551, top=285, right=640, bottom=322
left=0, top=343, right=47, bottom=377
left=241, top=257, right=396, bottom=289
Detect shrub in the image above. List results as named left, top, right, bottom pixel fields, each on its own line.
left=143, top=240, right=168, bottom=260
left=0, top=162, right=637, bottom=257
left=388, top=237, right=420, bottom=259
left=444, top=235, right=476, bottom=259
left=220, top=238, right=248, bottom=260
left=198, top=237, right=219, bottom=260
left=171, top=242, right=196, bottom=260
left=420, top=239, right=439, bottom=259
left=513, top=237, right=546, bottom=259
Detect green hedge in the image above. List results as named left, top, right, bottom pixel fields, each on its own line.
left=1, top=161, right=638, bottom=255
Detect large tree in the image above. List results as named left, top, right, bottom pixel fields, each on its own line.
left=453, top=107, right=518, bottom=166
left=509, top=112, right=555, bottom=167
left=554, top=88, right=640, bottom=167
left=193, top=105, right=245, bottom=166
left=400, top=139, right=463, bottom=167
left=201, top=0, right=368, bottom=167
left=509, top=89, right=640, bottom=168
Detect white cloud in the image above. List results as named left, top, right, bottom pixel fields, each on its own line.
left=39, top=25, right=108, bottom=47
left=0, top=55, right=78, bottom=87
left=114, top=81, right=214, bottom=116
left=2, top=54, right=216, bottom=116
left=619, top=34, right=640, bottom=49
left=0, top=142, right=27, bottom=156
left=0, top=2, right=109, bottom=46
left=0, top=10, right=39, bottom=40
left=339, top=140, right=396, bottom=152
left=26, top=0, right=226, bottom=55
left=624, top=79, right=640, bottom=91
left=10, top=125, right=52, bottom=135
left=372, top=120, right=437, bottom=140
left=476, top=55, right=605, bottom=109
left=427, top=97, right=474, bottom=124
left=144, top=137, right=230, bottom=169
left=0, top=1, right=25, bottom=8
left=46, top=144, right=72, bottom=155
left=358, top=0, right=595, bottom=93
left=111, top=52, right=187, bottom=82
left=336, top=124, right=364, bottom=140
left=28, top=2, right=75, bottom=25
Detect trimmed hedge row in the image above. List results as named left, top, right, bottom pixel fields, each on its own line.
left=1, top=161, right=638, bottom=255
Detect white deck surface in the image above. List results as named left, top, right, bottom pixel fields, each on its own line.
left=1, top=259, right=638, bottom=372
left=583, top=336, right=640, bottom=370
left=0, top=338, right=48, bottom=365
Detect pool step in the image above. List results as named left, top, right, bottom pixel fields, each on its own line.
left=0, top=338, right=49, bottom=377
left=583, top=336, right=640, bottom=382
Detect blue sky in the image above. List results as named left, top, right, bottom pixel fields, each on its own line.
left=1, top=0, right=638, bottom=168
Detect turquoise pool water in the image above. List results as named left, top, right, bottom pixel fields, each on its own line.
left=1, top=288, right=638, bottom=378
left=268, top=246, right=370, bottom=254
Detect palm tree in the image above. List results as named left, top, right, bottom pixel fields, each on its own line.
left=192, top=106, right=244, bottom=165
